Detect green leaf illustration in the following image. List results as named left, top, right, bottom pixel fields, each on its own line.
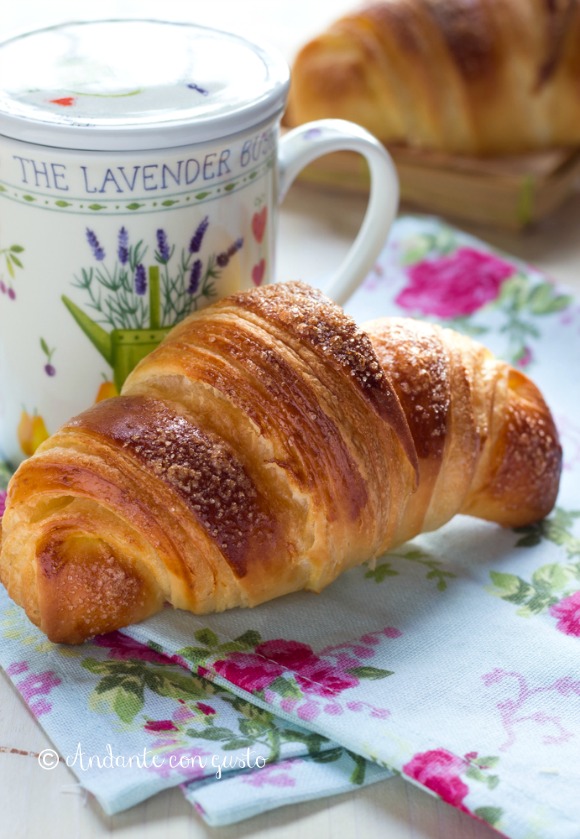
left=161, top=199, right=179, bottom=207
left=222, top=738, right=255, bottom=750
left=177, top=646, right=211, bottom=665
left=195, top=191, right=211, bottom=200
left=400, top=233, right=436, bottom=266
left=186, top=726, right=234, bottom=741
left=347, top=666, right=393, bottom=680
left=269, top=676, right=303, bottom=699
left=472, top=755, right=499, bottom=769
left=55, top=200, right=72, bottom=208
left=143, top=668, right=207, bottom=701
left=238, top=718, right=272, bottom=738
left=125, top=202, right=143, bottom=211
left=234, top=629, right=263, bottom=648
left=194, top=628, right=220, bottom=648
left=310, top=747, right=343, bottom=764
left=531, top=564, right=573, bottom=593
left=88, top=203, right=106, bottom=211
left=111, top=688, right=144, bottom=723
left=365, top=563, right=398, bottom=583
left=0, top=460, right=12, bottom=490
left=347, top=751, right=367, bottom=785
left=488, top=571, right=527, bottom=598
left=474, top=807, right=503, bottom=827
left=85, top=662, right=146, bottom=724
left=9, top=244, right=24, bottom=253
left=527, top=282, right=572, bottom=315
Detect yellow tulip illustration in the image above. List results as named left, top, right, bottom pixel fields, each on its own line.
left=95, top=379, right=119, bottom=403
left=18, top=409, right=49, bottom=457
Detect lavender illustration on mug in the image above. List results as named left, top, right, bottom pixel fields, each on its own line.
left=62, top=220, right=243, bottom=388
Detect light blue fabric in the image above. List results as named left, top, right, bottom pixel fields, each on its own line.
left=1, top=216, right=579, bottom=835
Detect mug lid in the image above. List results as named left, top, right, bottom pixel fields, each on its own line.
left=0, top=19, right=290, bottom=151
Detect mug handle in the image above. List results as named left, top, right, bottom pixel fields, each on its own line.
left=278, top=118, right=399, bottom=306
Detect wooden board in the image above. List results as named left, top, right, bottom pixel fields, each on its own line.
left=293, top=141, right=580, bottom=231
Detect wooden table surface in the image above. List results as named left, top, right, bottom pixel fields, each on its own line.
left=2, top=2, right=580, bottom=837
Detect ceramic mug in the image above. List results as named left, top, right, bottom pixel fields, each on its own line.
left=0, top=19, right=399, bottom=466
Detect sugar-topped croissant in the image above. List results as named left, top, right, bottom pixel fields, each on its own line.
left=0, top=282, right=561, bottom=643
left=285, top=0, right=580, bottom=155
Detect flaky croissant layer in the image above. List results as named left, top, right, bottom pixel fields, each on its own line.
left=285, top=0, right=580, bottom=155
left=0, top=282, right=561, bottom=643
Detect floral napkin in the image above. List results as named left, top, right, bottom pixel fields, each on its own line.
left=1, top=215, right=579, bottom=836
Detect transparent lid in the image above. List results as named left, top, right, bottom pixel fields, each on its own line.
left=0, top=19, right=290, bottom=151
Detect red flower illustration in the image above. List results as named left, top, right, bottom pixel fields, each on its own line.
left=144, top=719, right=178, bottom=733
left=255, top=639, right=318, bottom=670
left=213, top=652, right=284, bottom=692
left=295, top=661, right=359, bottom=697
left=196, top=702, right=216, bottom=716
left=396, top=247, right=515, bottom=318
left=0, top=490, right=6, bottom=519
left=93, top=631, right=188, bottom=668
left=403, top=748, right=469, bottom=809
left=549, top=591, right=580, bottom=637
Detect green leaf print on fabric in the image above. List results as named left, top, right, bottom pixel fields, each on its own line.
left=82, top=657, right=215, bottom=724
left=365, top=548, right=456, bottom=592
left=490, top=275, right=573, bottom=366
left=0, top=460, right=11, bottom=491
left=514, top=508, right=580, bottom=558
left=488, top=509, right=580, bottom=629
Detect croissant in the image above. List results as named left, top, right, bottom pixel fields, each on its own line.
left=285, top=0, right=580, bottom=155
left=0, top=282, right=561, bottom=644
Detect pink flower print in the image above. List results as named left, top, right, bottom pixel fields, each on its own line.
left=16, top=668, right=62, bottom=717
left=6, top=661, right=28, bottom=676
left=252, top=638, right=360, bottom=696
left=196, top=702, right=216, bottom=716
left=295, top=660, right=358, bottom=697
left=403, top=748, right=469, bottom=810
left=0, top=490, right=6, bottom=518
left=280, top=698, right=299, bottom=713
left=549, top=591, right=580, bottom=637
left=144, top=719, right=179, bottom=733
left=554, top=676, right=580, bottom=696
left=93, top=631, right=188, bottom=668
left=254, top=639, right=318, bottom=670
left=243, top=758, right=303, bottom=788
left=515, top=345, right=533, bottom=368
left=173, top=705, right=197, bottom=724
left=296, top=700, right=321, bottom=722
left=212, top=653, right=283, bottom=692
left=396, top=246, right=515, bottom=318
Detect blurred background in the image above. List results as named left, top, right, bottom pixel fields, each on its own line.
left=5, top=0, right=580, bottom=291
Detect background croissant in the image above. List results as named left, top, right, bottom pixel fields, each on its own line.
left=0, top=282, right=561, bottom=643
left=285, top=0, right=580, bottom=155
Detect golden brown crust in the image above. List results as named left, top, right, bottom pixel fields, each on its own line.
left=285, top=0, right=580, bottom=155
left=364, top=317, right=562, bottom=530
left=0, top=283, right=562, bottom=642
